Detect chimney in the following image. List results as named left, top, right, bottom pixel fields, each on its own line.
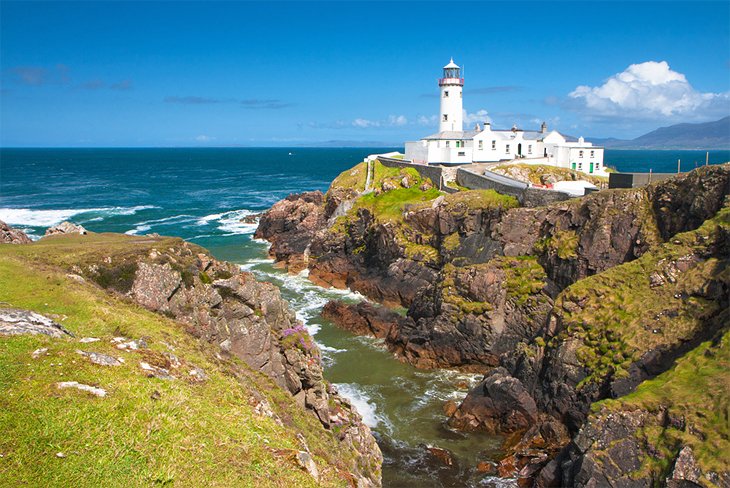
left=540, top=121, right=547, bottom=133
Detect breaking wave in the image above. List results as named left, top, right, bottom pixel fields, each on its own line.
left=0, top=205, right=157, bottom=228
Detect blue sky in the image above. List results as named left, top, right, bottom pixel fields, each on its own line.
left=1, top=1, right=729, bottom=146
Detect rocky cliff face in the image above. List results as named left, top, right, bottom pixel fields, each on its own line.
left=256, top=161, right=730, bottom=487
left=60, top=236, right=382, bottom=486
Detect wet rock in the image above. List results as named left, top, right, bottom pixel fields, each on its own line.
left=56, top=381, right=107, bottom=397
left=75, top=349, right=124, bottom=366
left=321, top=300, right=399, bottom=338
left=424, top=445, right=455, bottom=467
left=443, top=400, right=458, bottom=417
left=45, top=221, right=87, bottom=236
left=476, top=460, right=497, bottom=474
left=0, top=308, right=74, bottom=338
left=449, top=368, right=537, bottom=434
left=1, top=220, right=32, bottom=244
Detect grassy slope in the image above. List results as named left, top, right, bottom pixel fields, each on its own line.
left=0, top=236, right=354, bottom=487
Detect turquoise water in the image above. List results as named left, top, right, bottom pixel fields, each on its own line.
left=1, top=147, right=728, bottom=486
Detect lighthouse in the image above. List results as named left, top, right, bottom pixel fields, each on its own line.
left=439, top=58, right=463, bottom=132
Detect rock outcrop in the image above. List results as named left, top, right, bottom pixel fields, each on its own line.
left=0, top=308, right=74, bottom=338
left=67, top=237, right=382, bottom=486
left=45, top=221, right=88, bottom=236
left=1, top=220, right=32, bottom=244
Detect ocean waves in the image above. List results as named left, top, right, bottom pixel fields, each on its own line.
left=196, top=209, right=259, bottom=235
left=0, top=205, right=157, bottom=228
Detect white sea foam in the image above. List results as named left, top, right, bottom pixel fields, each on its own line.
left=124, top=214, right=196, bottom=236
left=0, top=205, right=157, bottom=228
left=335, top=383, right=387, bottom=429
left=197, top=209, right=259, bottom=235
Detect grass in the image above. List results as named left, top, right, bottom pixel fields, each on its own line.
left=500, top=256, right=548, bottom=306
left=535, top=230, right=579, bottom=260
left=0, top=236, right=361, bottom=487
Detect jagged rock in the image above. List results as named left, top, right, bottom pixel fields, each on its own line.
left=295, top=451, right=319, bottom=482
left=448, top=367, right=538, bottom=434
left=667, top=446, right=702, bottom=486
left=1, top=220, right=31, bottom=244
left=139, top=361, right=175, bottom=380
left=56, top=381, right=107, bottom=397
left=321, top=300, right=398, bottom=338
left=76, top=350, right=124, bottom=366
left=0, top=309, right=73, bottom=338
left=45, top=221, right=87, bottom=236
left=424, top=445, right=454, bottom=467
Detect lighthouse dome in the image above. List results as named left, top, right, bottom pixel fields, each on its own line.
left=443, top=58, right=460, bottom=69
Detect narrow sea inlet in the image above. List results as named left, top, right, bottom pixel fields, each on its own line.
left=2, top=147, right=729, bottom=486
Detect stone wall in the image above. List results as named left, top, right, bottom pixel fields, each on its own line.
left=456, top=168, right=572, bottom=207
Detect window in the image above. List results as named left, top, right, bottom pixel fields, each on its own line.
left=443, top=114, right=448, bottom=122
left=578, top=162, right=583, bottom=170
left=506, top=144, right=510, bottom=153
left=444, top=90, right=449, bottom=98
left=528, top=145, right=532, bottom=154
left=458, top=151, right=465, bottom=156
left=491, top=140, right=496, bottom=150
left=579, top=150, right=584, bottom=158
left=445, top=141, right=450, bottom=148
left=478, top=140, right=483, bottom=150
left=590, top=150, right=595, bottom=158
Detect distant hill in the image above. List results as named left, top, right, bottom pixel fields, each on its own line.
left=593, top=117, right=730, bottom=150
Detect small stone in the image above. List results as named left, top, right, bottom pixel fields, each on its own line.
left=56, top=381, right=107, bottom=397
left=79, top=337, right=100, bottom=343
left=45, top=222, right=87, bottom=236
left=56, top=452, right=66, bottom=458
left=75, top=350, right=124, bottom=366
left=31, top=348, right=48, bottom=359
left=477, top=461, right=497, bottom=474
left=150, top=390, right=161, bottom=401
left=295, top=451, right=319, bottom=482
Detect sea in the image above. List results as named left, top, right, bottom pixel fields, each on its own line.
left=1, top=147, right=728, bottom=487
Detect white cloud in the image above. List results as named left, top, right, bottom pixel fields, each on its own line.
left=350, top=115, right=408, bottom=129
left=417, top=115, right=438, bottom=126
left=569, top=61, right=730, bottom=119
left=463, top=109, right=491, bottom=125
left=195, top=134, right=215, bottom=142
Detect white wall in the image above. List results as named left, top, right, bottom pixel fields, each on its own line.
left=439, top=83, right=463, bottom=132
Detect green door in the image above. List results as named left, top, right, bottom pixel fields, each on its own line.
left=589, top=162, right=594, bottom=173
left=571, top=162, right=576, bottom=170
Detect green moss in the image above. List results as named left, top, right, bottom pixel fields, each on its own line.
left=536, top=230, right=579, bottom=259
left=355, top=187, right=441, bottom=223
left=329, top=161, right=369, bottom=193
left=499, top=256, right=547, bottom=305
left=442, top=233, right=461, bottom=252
left=199, top=271, right=212, bottom=285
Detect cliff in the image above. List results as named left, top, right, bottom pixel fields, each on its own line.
left=0, top=231, right=381, bottom=486
left=256, top=160, right=730, bottom=487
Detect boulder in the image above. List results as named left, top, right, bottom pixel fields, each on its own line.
left=0, top=308, right=73, bottom=338
left=448, top=367, right=538, bottom=434
left=1, top=220, right=32, bottom=244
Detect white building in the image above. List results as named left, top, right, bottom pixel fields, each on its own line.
left=405, top=59, right=607, bottom=176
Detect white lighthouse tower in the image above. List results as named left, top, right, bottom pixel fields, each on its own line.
left=439, top=58, right=464, bottom=132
